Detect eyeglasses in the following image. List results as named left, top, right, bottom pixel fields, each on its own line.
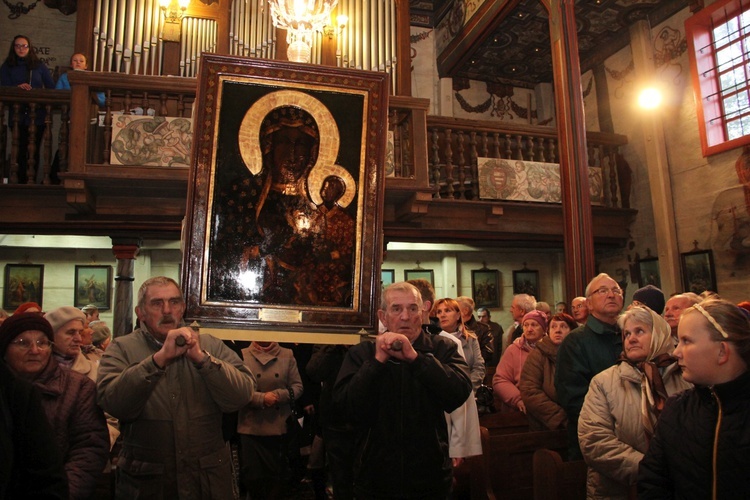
left=589, top=287, right=623, bottom=297
left=14, top=44, right=29, bottom=49
left=8, top=338, right=52, bottom=351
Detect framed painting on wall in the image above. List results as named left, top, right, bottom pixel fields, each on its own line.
left=681, top=250, right=717, bottom=294
left=74, top=265, right=112, bottom=311
left=404, top=269, right=434, bottom=286
left=637, top=257, right=661, bottom=288
left=381, top=269, right=395, bottom=290
left=472, top=269, right=500, bottom=308
left=3, top=264, right=44, bottom=311
left=181, top=55, right=390, bottom=337
left=513, top=269, right=539, bottom=297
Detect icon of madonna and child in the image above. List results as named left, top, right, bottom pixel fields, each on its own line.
left=207, top=88, right=363, bottom=309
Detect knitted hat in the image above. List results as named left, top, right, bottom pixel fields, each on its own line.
left=0, top=312, right=54, bottom=355
left=13, top=302, right=42, bottom=314
left=90, top=322, right=111, bottom=346
left=633, top=285, right=665, bottom=314
left=44, top=306, right=86, bottom=333
left=521, top=310, right=548, bottom=332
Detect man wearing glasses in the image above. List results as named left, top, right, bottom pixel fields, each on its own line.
left=555, top=273, right=624, bottom=460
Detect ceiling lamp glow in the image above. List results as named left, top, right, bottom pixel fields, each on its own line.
left=267, top=0, right=339, bottom=63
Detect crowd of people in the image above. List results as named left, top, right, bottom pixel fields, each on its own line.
left=1, top=271, right=749, bottom=499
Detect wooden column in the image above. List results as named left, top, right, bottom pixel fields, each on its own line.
left=630, top=20, right=681, bottom=295
left=547, top=0, right=595, bottom=302
left=395, top=0, right=411, bottom=96
left=112, top=238, right=141, bottom=337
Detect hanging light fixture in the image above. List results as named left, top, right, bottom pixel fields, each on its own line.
left=267, top=0, right=339, bottom=63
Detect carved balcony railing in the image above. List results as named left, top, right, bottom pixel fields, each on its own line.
left=0, top=88, right=71, bottom=185
left=1, top=74, right=635, bottom=245
left=418, top=115, right=628, bottom=209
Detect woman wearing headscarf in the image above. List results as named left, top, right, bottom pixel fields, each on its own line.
left=0, top=313, right=109, bottom=499
left=493, top=309, right=547, bottom=413
left=639, top=299, right=750, bottom=498
left=578, top=306, right=691, bottom=499
left=519, top=312, right=578, bottom=430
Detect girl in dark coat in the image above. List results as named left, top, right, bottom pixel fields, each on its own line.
left=638, top=299, right=750, bottom=499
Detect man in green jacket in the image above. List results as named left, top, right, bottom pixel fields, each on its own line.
left=555, top=273, right=624, bottom=460
left=97, top=276, right=256, bottom=499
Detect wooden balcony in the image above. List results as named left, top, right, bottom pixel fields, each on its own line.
left=0, top=73, right=636, bottom=246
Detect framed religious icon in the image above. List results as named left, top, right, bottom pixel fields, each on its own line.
left=381, top=269, right=395, bottom=290
left=74, top=265, right=112, bottom=311
left=637, top=257, right=661, bottom=288
left=3, top=264, right=44, bottom=311
left=513, top=269, right=539, bottom=297
left=681, top=250, right=717, bottom=294
left=181, top=55, right=389, bottom=338
left=472, top=269, right=500, bottom=308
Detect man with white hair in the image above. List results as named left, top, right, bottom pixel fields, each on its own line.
left=571, top=296, right=589, bottom=325
left=663, top=292, right=700, bottom=340
left=334, top=282, right=471, bottom=499
left=502, top=294, right=537, bottom=354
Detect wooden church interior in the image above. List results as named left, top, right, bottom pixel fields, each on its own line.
left=0, top=0, right=742, bottom=496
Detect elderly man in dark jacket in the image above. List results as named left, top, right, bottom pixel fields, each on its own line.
left=334, top=282, right=472, bottom=499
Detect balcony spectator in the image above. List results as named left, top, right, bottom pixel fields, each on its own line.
left=1, top=35, right=55, bottom=184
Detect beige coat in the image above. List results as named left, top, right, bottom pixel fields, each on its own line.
left=519, top=336, right=566, bottom=431
left=237, top=342, right=304, bottom=436
left=578, top=361, right=691, bottom=499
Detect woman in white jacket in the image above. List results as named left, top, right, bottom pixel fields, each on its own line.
left=432, top=297, right=483, bottom=464
left=578, top=306, right=691, bottom=499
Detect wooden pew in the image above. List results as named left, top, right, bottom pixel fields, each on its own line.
left=532, top=449, right=587, bottom=500
left=479, top=410, right=569, bottom=499
left=452, top=426, right=496, bottom=500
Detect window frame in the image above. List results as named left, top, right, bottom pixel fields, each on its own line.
left=687, top=0, right=750, bottom=156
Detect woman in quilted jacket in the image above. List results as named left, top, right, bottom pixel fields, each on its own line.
left=578, top=306, right=691, bottom=499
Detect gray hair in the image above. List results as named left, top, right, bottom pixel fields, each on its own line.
left=137, top=276, right=182, bottom=309
left=456, top=296, right=475, bottom=311
left=381, top=282, right=422, bottom=311
left=585, top=273, right=614, bottom=297
left=514, top=294, right=537, bottom=313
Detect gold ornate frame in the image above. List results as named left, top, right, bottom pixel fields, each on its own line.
left=182, top=55, right=389, bottom=340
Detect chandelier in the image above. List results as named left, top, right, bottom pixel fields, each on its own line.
left=267, top=0, right=339, bottom=63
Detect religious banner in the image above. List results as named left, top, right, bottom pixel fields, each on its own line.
left=477, top=158, right=603, bottom=205
left=181, top=55, right=389, bottom=339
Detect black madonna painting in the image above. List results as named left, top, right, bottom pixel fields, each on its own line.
left=182, top=55, right=389, bottom=335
